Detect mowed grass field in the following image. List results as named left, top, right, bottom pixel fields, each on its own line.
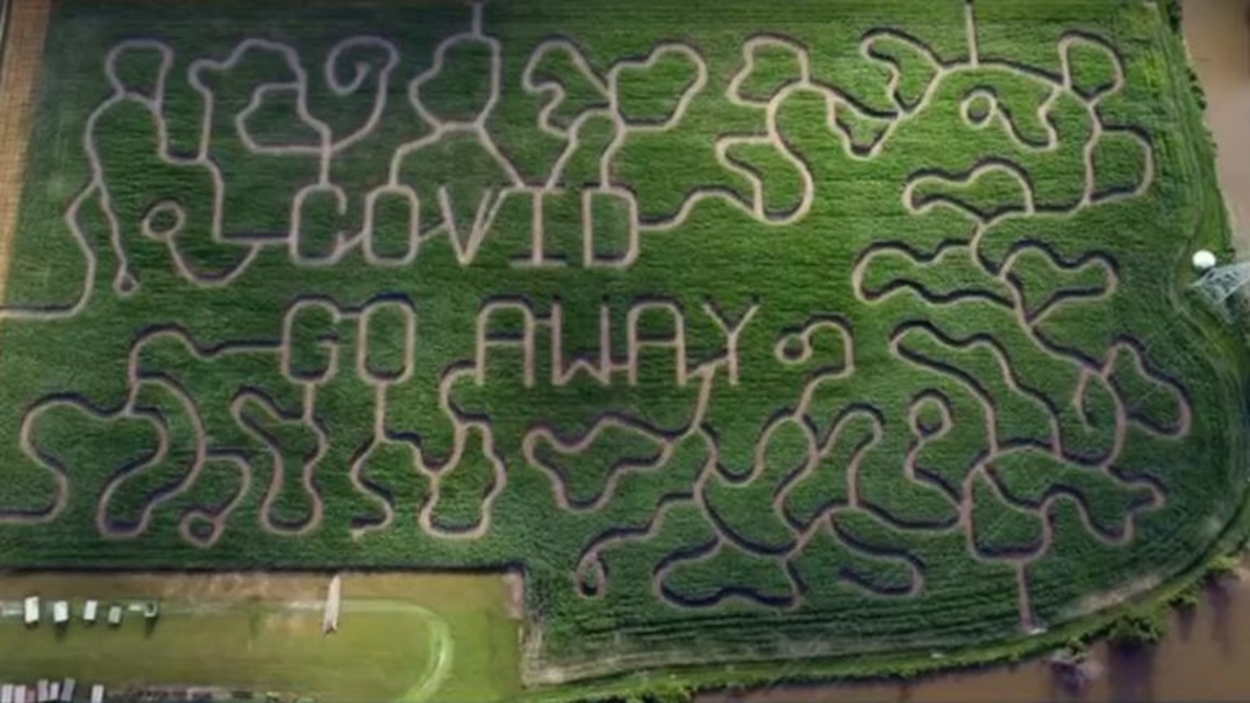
left=0, top=573, right=521, bottom=702
left=0, top=0, right=1243, bottom=697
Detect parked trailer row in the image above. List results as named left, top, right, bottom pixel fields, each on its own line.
left=19, top=597, right=158, bottom=627
left=0, top=680, right=99, bottom=703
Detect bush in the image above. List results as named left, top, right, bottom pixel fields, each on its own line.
left=1106, top=608, right=1167, bottom=650
left=1188, top=67, right=1208, bottom=109
left=1206, top=554, right=1240, bottom=582
left=646, top=684, right=694, bottom=703
left=1168, top=583, right=1200, bottom=609
left=1165, top=0, right=1183, bottom=32
left=1064, top=635, right=1088, bottom=656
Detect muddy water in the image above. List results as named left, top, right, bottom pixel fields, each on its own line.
left=702, top=576, right=1250, bottom=703
left=1185, top=0, right=1250, bottom=252
left=705, top=1, right=1250, bottom=701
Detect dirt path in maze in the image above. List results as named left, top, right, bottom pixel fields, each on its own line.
left=1185, top=0, right=1250, bottom=255
left=0, top=0, right=50, bottom=308
left=705, top=8, right=1250, bottom=702
left=557, top=4, right=1182, bottom=642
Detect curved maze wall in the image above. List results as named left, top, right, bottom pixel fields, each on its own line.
left=0, top=0, right=1240, bottom=683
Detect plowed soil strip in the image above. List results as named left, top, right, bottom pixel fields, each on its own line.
left=0, top=0, right=51, bottom=307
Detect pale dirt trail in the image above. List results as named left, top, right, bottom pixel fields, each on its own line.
left=0, top=0, right=51, bottom=307
left=1185, top=0, right=1250, bottom=254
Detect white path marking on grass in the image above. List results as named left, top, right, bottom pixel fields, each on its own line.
left=965, top=0, right=980, bottom=67
left=147, top=598, right=455, bottom=703
left=328, top=600, right=455, bottom=703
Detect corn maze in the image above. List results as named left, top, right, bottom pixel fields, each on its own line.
left=0, top=0, right=1241, bottom=687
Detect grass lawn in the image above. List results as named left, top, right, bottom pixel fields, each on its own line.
left=0, top=573, right=521, bottom=703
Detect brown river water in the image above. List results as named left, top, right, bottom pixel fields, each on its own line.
left=705, top=0, right=1250, bottom=701
left=704, top=575, right=1250, bottom=702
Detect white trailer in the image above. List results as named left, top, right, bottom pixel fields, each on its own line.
left=23, top=597, right=38, bottom=626
left=52, top=601, right=68, bottom=626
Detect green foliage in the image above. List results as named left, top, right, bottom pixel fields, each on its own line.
left=1064, top=41, right=1120, bottom=100
left=970, top=472, right=1044, bottom=557
left=1168, top=583, right=1200, bottom=609
left=1163, top=0, right=1183, bottom=32
left=1064, top=635, right=1088, bottom=656
left=1005, top=248, right=1110, bottom=321
left=910, top=168, right=1030, bottom=221
left=636, top=684, right=695, bottom=703
left=863, top=33, right=938, bottom=110
left=724, top=141, right=806, bottom=216
left=1106, top=607, right=1167, bottom=650
left=615, top=50, right=701, bottom=125
left=989, top=449, right=1157, bottom=537
left=527, top=44, right=610, bottom=131
left=1206, top=554, right=1241, bottom=582
left=734, top=43, right=803, bottom=103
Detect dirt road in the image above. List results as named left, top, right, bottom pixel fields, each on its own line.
left=1184, top=0, right=1250, bottom=254
left=0, top=0, right=51, bottom=305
